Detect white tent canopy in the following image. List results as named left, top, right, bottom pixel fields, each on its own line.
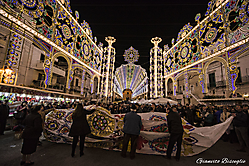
left=137, top=99, right=151, bottom=104
left=150, top=98, right=178, bottom=105
left=137, top=98, right=146, bottom=104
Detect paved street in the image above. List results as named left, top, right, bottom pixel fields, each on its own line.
left=1, top=130, right=249, bottom=166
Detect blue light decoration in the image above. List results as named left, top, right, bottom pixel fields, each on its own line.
left=75, top=10, right=79, bottom=20
left=44, top=67, right=50, bottom=86
left=81, top=70, right=86, bottom=95
left=195, top=13, right=201, bottom=22
left=185, top=73, right=189, bottom=98
left=230, top=65, right=238, bottom=95
left=199, top=74, right=205, bottom=93
left=231, top=73, right=237, bottom=93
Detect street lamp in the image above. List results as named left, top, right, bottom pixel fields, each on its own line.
left=1, top=68, right=15, bottom=84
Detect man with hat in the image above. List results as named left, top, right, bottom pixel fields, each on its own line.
left=121, top=104, right=142, bottom=159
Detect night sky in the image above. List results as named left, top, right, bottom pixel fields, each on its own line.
left=70, top=0, right=210, bottom=74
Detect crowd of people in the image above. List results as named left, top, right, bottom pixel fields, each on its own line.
left=100, top=102, right=249, bottom=127
left=1, top=99, right=249, bottom=164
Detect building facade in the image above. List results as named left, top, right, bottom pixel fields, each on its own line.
left=0, top=0, right=114, bottom=100
left=162, top=0, right=249, bottom=105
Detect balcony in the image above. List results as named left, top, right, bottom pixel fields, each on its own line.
left=46, top=84, right=65, bottom=92
left=34, top=60, right=66, bottom=77
left=31, top=80, right=65, bottom=92
left=70, top=86, right=81, bottom=95
left=216, top=81, right=226, bottom=87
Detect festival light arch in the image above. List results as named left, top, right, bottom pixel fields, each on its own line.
left=50, top=52, right=72, bottom=89
left=203, top=57, right=229, bottom=94
left=156, top=0, right=249, bottom=98
left=0, top=0, right=104, bottom=93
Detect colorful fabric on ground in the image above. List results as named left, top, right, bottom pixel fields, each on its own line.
left=44, top=106, right=233, bottom=156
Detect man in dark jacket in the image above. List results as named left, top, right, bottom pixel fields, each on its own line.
left=165, top=107, right=183, bottom=161
left=121, top=104, right=142, bottom=159
left=185, top=106, right=194, bottom=125
left=233, top=105, right=249, bottom=153
left=0, top=100, right=9, bottom=135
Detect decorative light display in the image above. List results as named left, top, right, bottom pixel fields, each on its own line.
left=163, top=0, right=249, bottom=96
left=100, top=36, right=116, bottom=99
left=0, top=0, right=103, bottom=93
left=114, top=46, right=148, bottom=99
left=114, top=64, right=148, bottom=99
left=185, top=72, right=189, bottom=98
left=3, top=32, right=23, bottom=85
left=81, top=70, right=86, bottom=95
left=150, top=37, right=163, bottom=99
left=123, top=46, right=140, bottom=64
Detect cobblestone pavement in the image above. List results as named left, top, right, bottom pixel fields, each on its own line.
left=1, top=131, right=249, bottom=166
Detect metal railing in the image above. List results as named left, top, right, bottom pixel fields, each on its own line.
left=36, top=60, right=67, bottom=71
left=189, top=91, right=206, bottom=105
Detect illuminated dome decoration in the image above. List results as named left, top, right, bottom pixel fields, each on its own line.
left=114, top=47, right=148, bottom=99
left=114, top=64, right=148, bottom=99
left=123, top=46, right=140, bottom=64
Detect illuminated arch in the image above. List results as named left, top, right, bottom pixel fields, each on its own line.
left=71, top=64, right=93, bottom=77
left=50, top=52, right=72, bottom=89
left=172, top=69, right=201, bottom=96
left=165, top=76, right=174, bottom=96
left=203, top=57, right=229, bottom=93
left=174, top=68, right=201, bottom=80
left=92, top=74, right=100, bottom=94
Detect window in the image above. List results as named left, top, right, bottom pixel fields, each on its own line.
left=40, top=53, right=45, bottom=61
left=38, top=73, right=44, bottom=80
left=209, top=73, right=216, bottom=87
left=236, top=67, right=242, bottom=83
left=75, top=78, right=79, bottom=87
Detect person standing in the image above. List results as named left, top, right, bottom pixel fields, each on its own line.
left=165, top=107, right=183, bottom=161
left=15, top=102, right=28, bottom=125
left=69, top=103, right=95, bottom=157
left=121, top=104, right=142, bottom=159
left=204, top=110, right=214, bottom=126
left=220, top=108, right=231, bottom=122
left=0, top=100, right=9, bottom=135
left=20, top=105, right=43, bottom=166
left=185, top=105, right=194, bottom=125
left=232, top=105, right=249, bottom=153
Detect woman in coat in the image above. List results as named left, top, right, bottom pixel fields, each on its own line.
left=20, top=105, right=43, bottom=166
left=69, top=103, right=95, bottom=157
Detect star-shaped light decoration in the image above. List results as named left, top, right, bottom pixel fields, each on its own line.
left=123, top=46, right=139, bottom=64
